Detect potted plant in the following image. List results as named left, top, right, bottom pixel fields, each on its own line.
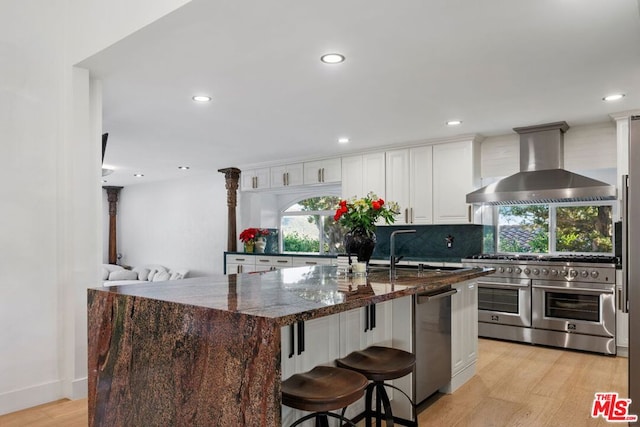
left=239, top=228, right=271, bottom=253
left=333, top=192, right=399, bottom=263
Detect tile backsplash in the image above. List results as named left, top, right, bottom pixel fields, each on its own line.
left=371, top=224, right=485, bottom=262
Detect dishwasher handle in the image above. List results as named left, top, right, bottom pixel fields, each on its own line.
left=416, top=288, right=457, bottom=304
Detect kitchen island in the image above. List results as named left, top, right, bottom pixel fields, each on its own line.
left=87, top=265, right=493, bottom=426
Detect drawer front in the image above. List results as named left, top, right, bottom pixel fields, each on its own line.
left=255, top=256, right=293, bottom=267
left=292, top=257, right=334, bottom=267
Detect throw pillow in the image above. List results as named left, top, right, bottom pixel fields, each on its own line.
left=133, top=267, right=151, bottom=281
left=109, top=269, right=138, bottom=281
left=152, top=270, right=171, bottom=282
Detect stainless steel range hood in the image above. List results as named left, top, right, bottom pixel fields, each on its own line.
left=466, top=121, right=616, bottom=205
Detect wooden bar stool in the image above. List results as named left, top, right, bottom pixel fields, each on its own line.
left=281, top=365, right=369, bottom=427
left=337, top=346, right=418, bottom=426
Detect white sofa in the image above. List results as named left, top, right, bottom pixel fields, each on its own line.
left=102, top=264, right=189, bottom=286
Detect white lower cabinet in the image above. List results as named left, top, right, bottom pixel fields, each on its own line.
left=255, top=255, right=293, bottom=271
left=338, top=301, right=393, bottom=422
left=281, top=315, right=341, bottom=426
left=443, top=279, right=478, bottom=393
left=224, top=254, right=256, bottom=274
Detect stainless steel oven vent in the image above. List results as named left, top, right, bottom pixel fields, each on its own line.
left=466, top=121, right=616, bottom=205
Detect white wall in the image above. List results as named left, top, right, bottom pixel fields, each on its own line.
left=480, top=121, right=617, bottom=179
left=0, top=0, right=192, bottom=415
left=113, top=173, right=228, bottom=276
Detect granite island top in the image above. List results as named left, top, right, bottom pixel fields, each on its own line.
left=91, top=265, right=494, bottom=326
left=88, top=265, right=494, bottom=426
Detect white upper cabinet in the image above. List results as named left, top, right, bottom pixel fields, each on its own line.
left=409, top=145, right=434, bottom=224
left=270, top=163, right=304, bottom=188
left=386, top=146, right=433, bottom=224
left=241, top=167, right=270, bottom=191
left=432, top=139, right=480, bottom=224
left=341, top=152, right=386, bottom=200
left=303, top=158, right=342, bottom=184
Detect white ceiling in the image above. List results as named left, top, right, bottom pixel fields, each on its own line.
left=79, top=0, right=640, bottom=187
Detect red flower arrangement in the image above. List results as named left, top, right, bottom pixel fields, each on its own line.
left=334, top=192, right=399, bottom=237
left=239, top=227, right=270, bottom=243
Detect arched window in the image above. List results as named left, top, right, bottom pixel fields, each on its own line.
left=280, top=196, right=346, bottom=254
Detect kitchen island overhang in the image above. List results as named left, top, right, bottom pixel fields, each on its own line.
left=87, top=265, right=493, bottom=427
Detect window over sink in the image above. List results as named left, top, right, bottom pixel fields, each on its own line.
left=494, top=202, right=614, bottom=254
left=280, top=196, right=347, bottom=254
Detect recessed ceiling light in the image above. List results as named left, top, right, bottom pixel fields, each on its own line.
left=178, top=166, right=190, bottom=170
left=338, top=137, right=350, bottom=144
left=134, top=173, right=144, bottom=178
left=192, top=95, right=212, bottom=102
left=320, top=53, right=345, bottom=64
left=446, top=120, right=462, bottom=126
left=603, top=93, right=625, bottom=102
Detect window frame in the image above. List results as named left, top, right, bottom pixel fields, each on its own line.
left=494, top=200, right=615, bottom=256
left=278, top=191, right=344, bottom=255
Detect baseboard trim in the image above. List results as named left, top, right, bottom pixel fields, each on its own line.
left=0, top=380, right=62, bottom=416
left=71, top=377, right=88, bottom=400
left=440, top=361, right=477, bottom=394
left=617, top=346, right=629, bottom=357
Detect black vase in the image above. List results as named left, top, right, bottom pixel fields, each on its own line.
left=344, top=229, right=377, bottom=265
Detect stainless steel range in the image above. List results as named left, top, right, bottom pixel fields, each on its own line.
left=462, top=254, right=618, bottom=355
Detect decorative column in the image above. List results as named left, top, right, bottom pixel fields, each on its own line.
left=218, top=167, right=241, bottom=252
left=103, top=186, right=123, bottom=264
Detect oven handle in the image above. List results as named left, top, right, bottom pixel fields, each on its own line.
left=477, top=281, right=529, bottom=289
left=532, top=284, right=614, bottom=294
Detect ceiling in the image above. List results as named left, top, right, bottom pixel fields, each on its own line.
left=79, top=0, right=640, bottom=187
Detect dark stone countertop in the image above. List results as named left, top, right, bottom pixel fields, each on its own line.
left=91, top=265, right=494, bottom=327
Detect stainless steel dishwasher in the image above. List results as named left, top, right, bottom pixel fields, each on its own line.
left=414, top=286, right=456, bottom=404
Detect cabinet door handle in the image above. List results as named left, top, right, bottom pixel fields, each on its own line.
left=237, top=265, right=242, bottom=274
left=288, top=324, right=295, bottom=358
left=297, top=321, right=305, bottom=355
left=283, top=173, right=287, bottom=186
left=364, top=306, right=370, bottom=332
left=410, top=207, right=414, bottom=224
left=321, top=168, right=325, bottom=182
left=305, top=261, right=317, bottom=265
left=405, top=208, right=409, bottom=223
left=277, top=260, right=289, bottom=263
left=318, top=169, right=322, bottom=183
left=468, top=205, right=472, bottom=223
left=286, top=172, right=289, bottom=186
left=259, top=259, right=270, bottom=263
left=370, top=303, right=376, bottom=329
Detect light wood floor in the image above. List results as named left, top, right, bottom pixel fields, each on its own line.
left=0, top=339, right=628, bottom=427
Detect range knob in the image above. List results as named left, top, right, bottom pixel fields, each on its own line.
left=581, top=270, right=589, bottom=278
left=569, top=270, right=578, bottom=278
left=561, top=270, right=569, bottom=277
left=541, top=268, right=549, bottom=276
left=498, top=267, right=505, bottom=273
left=532, top=268, right=540, bottom=276
left=524, top=268, right=531, bottom=275
left=506, top=267, right=513, bottom=273
left=551, top=269, right=559, bottom=276
left=515, top=267, right=522, bottom=274
left=591, top=271, right=600, bottom=279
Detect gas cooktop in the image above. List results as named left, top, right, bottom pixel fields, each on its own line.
left=464, top=253, right=619, bottom=264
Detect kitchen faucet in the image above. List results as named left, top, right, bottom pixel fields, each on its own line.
left=390, top=229, right=416, bottom=278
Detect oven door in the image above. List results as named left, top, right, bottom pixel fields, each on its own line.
left=477, top=277, right=531, bottom=327
left=532, top=280, right=615, bottom=338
